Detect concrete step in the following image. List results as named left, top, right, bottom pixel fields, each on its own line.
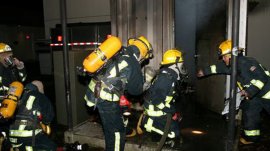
left=64, top=120, right=180, bottom=151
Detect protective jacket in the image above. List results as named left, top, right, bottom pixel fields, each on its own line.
left=84, top=46, right=143, bottom=106
left=202, top=55, right=270, bottom=99
left=0, top=64, right=27, bottom=98
left=143, top=67, right=180, bottom=139
left=9, top=83, right=56, bottom=150
left=202, top=55, right=270, bottom=142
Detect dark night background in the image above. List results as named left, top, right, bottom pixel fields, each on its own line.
left=0, top=0, right=44, bottom=27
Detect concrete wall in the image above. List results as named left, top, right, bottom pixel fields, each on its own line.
left=43, top=0, right=110, bottom=38
left=247, top=0, right=270, bottom=69
left=175, top=0, right=226, bottom=113
left=0, top=25, right=45, bottom=62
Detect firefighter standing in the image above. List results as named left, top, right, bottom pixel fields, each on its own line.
left=142, top=49, right=187, bottom=149
left=197, top=40, right=270, bottom=144
left=9, top=80, right=57, bottom=150
left=0, top=43, right=27, bottom=149
left=83, top=36, right=153, bottom=151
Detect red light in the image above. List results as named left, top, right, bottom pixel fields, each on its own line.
left=57, top=36, right=63, bottom=42
left=26, top=35, right=30, bottom=39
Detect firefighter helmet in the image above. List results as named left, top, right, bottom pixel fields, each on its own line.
left=0, top=43, right=12, bottom=53
left=128, top=36, right=153, bottom=59
left=161, top=49, right=184, bottom=65
left=218, top=40, right=232, bottom=57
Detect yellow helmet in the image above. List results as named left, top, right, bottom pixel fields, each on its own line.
left=128, top=36, right=153, bottom=59
left=0, top=43, right=12, bottom=53
left=161, top=49, right=184, bottom=65
left=218, top=40, right=232, bottom=57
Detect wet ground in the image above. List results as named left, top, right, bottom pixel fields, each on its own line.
left=28, top=72, right=270, bottom=151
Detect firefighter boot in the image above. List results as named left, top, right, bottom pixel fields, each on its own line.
left=126, top=128, right=137, bottom=138
left=239, top=137, right=255, bottom=145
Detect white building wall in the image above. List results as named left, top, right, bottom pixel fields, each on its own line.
left=43, top=0, right=110, bottom=38
left=248, top=0, right=270, bottom=69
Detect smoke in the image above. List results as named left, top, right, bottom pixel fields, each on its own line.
left=196, top=0, right=226, bottom=37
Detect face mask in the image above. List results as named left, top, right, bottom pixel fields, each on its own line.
left=169, top=63, right=188, bottom=80
left=177, top=63, right=188, bottom=75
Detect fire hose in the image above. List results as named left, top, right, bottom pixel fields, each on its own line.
left=156, top=113, right=172, bottom=151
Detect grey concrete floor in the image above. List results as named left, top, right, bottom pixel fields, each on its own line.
left=37, top=74, right=270, bottom=151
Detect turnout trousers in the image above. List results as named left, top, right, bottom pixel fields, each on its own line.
left=241, top=97, right=270, bottom=142
left=97, top=100, right=125, bottom=151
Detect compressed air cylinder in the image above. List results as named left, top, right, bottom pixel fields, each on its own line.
left=0, top=81, right=24, bottom=118
left=83, top=36, right=122, bottom=73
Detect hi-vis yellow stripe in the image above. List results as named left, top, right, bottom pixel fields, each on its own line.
left=109, top=60, right=128, bottom=77
left=250, top=79, right=264, bottom=89
left=210, top=65, right=217, bottom=73
left=262, top=91, right=270, bottom=99
left=244, top=130, right=260, bottom=136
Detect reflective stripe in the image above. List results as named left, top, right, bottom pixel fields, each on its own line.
left=84, top=95, right=95, bottom=107
left=262, top=91, right=270, bottom=99
left=210, top=65, right=217, bottom=74
left=156, top=95, right=173, bottom=109
left=146, top=110, right=165, bottom=116
left=11, top=143, right=23, bottom=148
left=165, top=96, right=173, bottom=107
left=146, top=105, right=166, bottom=117
left=10, top=129, right=42, bottom=137
left=145, top=73, right=153, bottom=82
left=244, top=130, right=260, bottom=136
left=265, top=71, right=270, bottom=76
left=109, top=60, right=128, bottom=78
left=19, top=72, right=24, bottom=77
left=9, top=138, right=17, bottom=143
left=250, top=79, right=264, bottom=89
left=33, top=110, right=41, bottom=117
left=168, top=132, right=176, bottom=138
left=25, top=146, right=33, bottom=151
left=21, top=76, right=27, bottom=82
left=26, top=96, right=35, bottom=110
left=144, top=118, right=153, bottom=132
left=0, top=85, right=9, bottom=91
left=144, top=118, right=175, bottom=138
left=114, top=132, right=120, bottom=151
left=89, top=80, right=119, bottom=101
left=18, top=120, right=27, bottom=130
left=259, top=64, right=270, bottom=76
left=89, top=80, right=96, bottom=90
left=100, top=90, right=119, bottom=101
left=157, top=103, right=165, bottom=109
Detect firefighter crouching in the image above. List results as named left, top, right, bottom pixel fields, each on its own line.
left=197, top=40, right=270, bottom=144
left=142, top=49, right=187, bottom=149
left=9, top=80, right=57, bottom=150
left=83, top=35, right=153, bottom=151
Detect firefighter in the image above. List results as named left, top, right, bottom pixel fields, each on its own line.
left=83, top=36, right=153, bottom=151
left=0, top=43, right=27, bottom=97
left=9, top=80, right=57, bottom=150
left=0, top=43, right=27, bottom=149
left=142, top=49, right=187, bottom=149
left=197, top=39, right=270, bottom=144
